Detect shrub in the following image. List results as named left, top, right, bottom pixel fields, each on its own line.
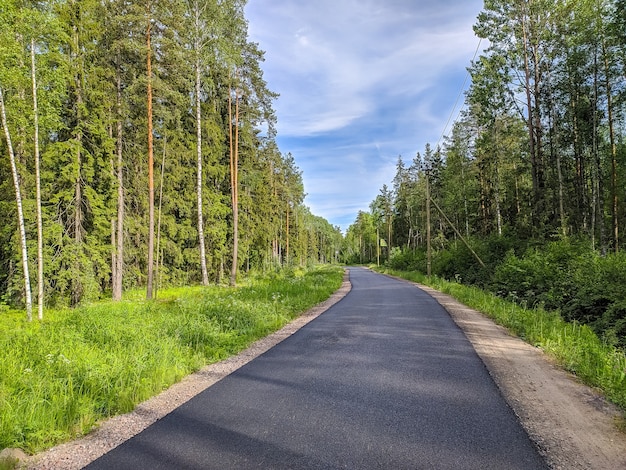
left=490, top=239, right=584, bottom=310
left=562, top=251, right=626, bottom=347
left=388, top=247, right=426, bottom=272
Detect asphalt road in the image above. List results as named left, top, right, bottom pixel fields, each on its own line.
left=84, top=267, right=547, bottom=469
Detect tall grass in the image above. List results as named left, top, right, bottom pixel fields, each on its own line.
left=0, top=266, right=344, bottom=454
left=376, top=267, right=626, bottom=411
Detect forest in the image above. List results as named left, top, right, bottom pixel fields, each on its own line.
left=344, top=0, right=626, bottom=346
left=0, top=0, right=343, bottom=318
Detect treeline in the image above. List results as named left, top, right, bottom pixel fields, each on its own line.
left=344, top=0, right=626, bottom=343
left=0, top=0, right=342, bottom=316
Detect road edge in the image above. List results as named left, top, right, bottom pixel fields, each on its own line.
left=24, top=269, right=352, bottom=470
left=414, top=281, right=626, bottom=470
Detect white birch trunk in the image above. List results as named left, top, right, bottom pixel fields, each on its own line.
left=195, top=14, right=209, bottom=285
left=31, top=40, right=44, bottom=319
left=0, top=86, right=33, bottom=320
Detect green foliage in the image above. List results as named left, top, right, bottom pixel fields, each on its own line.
left=0, top=265, right=344, bottom=453
left=388, top=246, right=426, bottom=272
left=0, top=0, right=339, bottom=310
left=491, top=239, right=585, bottom=310
left=561, top=251, right=626, bottom=347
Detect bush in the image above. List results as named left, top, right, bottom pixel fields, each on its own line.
left=388, top=247, right=426, bottom=272
left=490, top=239, right=584, bottom=310
left=429, top=233, right=523, bottom=287
left=562, top=251, right=626, bottom=347
left=432, top=242, right=487, bottom=286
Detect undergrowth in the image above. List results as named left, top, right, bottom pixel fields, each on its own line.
left=0, top=265, right=344, bottom=454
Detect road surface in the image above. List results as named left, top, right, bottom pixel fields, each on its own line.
left=84, top=267, right=547, bottom=469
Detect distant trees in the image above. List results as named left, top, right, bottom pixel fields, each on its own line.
left=0, top=0, right=340, bottom=316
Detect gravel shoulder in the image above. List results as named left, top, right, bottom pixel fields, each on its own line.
left=22, top=269, right=626, bottom=469
left=419, top=283, right=626, bottom=470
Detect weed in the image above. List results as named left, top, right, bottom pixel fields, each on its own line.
left=0, top=266, right=344, bottom=454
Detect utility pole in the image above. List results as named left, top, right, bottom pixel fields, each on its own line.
left=426, top=170, right=432, bottom=276
left=376, top=227, right=380, bottom=266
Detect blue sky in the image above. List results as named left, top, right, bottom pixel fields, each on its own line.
left=245, top=0, right=485, bottom=232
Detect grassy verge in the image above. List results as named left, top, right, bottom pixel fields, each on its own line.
left=0, top=265, right=344, bottom=454
left=374, top=266, right=626, bottom=412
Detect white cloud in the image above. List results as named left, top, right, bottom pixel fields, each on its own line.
left=245, top=0, right=485, bottom=230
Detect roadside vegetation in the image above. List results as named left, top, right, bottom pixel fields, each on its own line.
left=0, top=265, right=344, bottom=454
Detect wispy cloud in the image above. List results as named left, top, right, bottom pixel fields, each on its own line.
left=246, top=0, right=484, bottom=231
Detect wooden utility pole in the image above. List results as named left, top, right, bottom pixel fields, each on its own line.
left=286, top=202, right=290, bottom=265
left=430, top=197, right=485, bottom=269
left=426, top=170, right=432, bottom=276
left=376, top=227, right=380, bottom=266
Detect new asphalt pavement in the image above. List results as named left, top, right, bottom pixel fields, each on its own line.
left=84, top=267, right=547, bottom=469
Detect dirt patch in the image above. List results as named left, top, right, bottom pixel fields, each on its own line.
left=420, top=283, right=626, bottom=470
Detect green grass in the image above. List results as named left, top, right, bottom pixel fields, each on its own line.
left=0, top=265, right=344, bottom=454
left=375, top=266, right=626, bottom=412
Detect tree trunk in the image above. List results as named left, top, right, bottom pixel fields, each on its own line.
left=548, top=74, right=567, bottom=237
left=493, top=122, right=502, bottom=237
left=195, top=27, right=209, bottom=285
left=0, top=87, right=33, bottom=321
left=520, top=7, right=543, bottom=228
left=146, top=2, right=155, bottom=299
left=570, top=82, right=587, bottom=233
left=229, top=72, right=239, bottom=287
left=602, top=39, right=619, bottom=252
left=592, top=47, right=605, bottom=252
left=113, top=64, right=124, bottom=301
left=72, top=23, right=84, bottom=307
left=155, top=136, right=166, bottom=298
left=31, top=39, right=44, bottom=319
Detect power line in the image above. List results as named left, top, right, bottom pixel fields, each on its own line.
left=435, top=38, right=483, bottom=150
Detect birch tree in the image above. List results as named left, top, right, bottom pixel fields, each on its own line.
left=0, top=86, right=33, bottom=320
left=30, top=38, right=43, bottom=319
left=228, top=69, right=240, bottom=287
left=185, top=0, right=219, bottom=286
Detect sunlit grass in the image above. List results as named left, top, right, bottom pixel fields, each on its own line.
left=375, top=266, right=626, bottom=412
left=0, top=265, right=344, bottom=454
